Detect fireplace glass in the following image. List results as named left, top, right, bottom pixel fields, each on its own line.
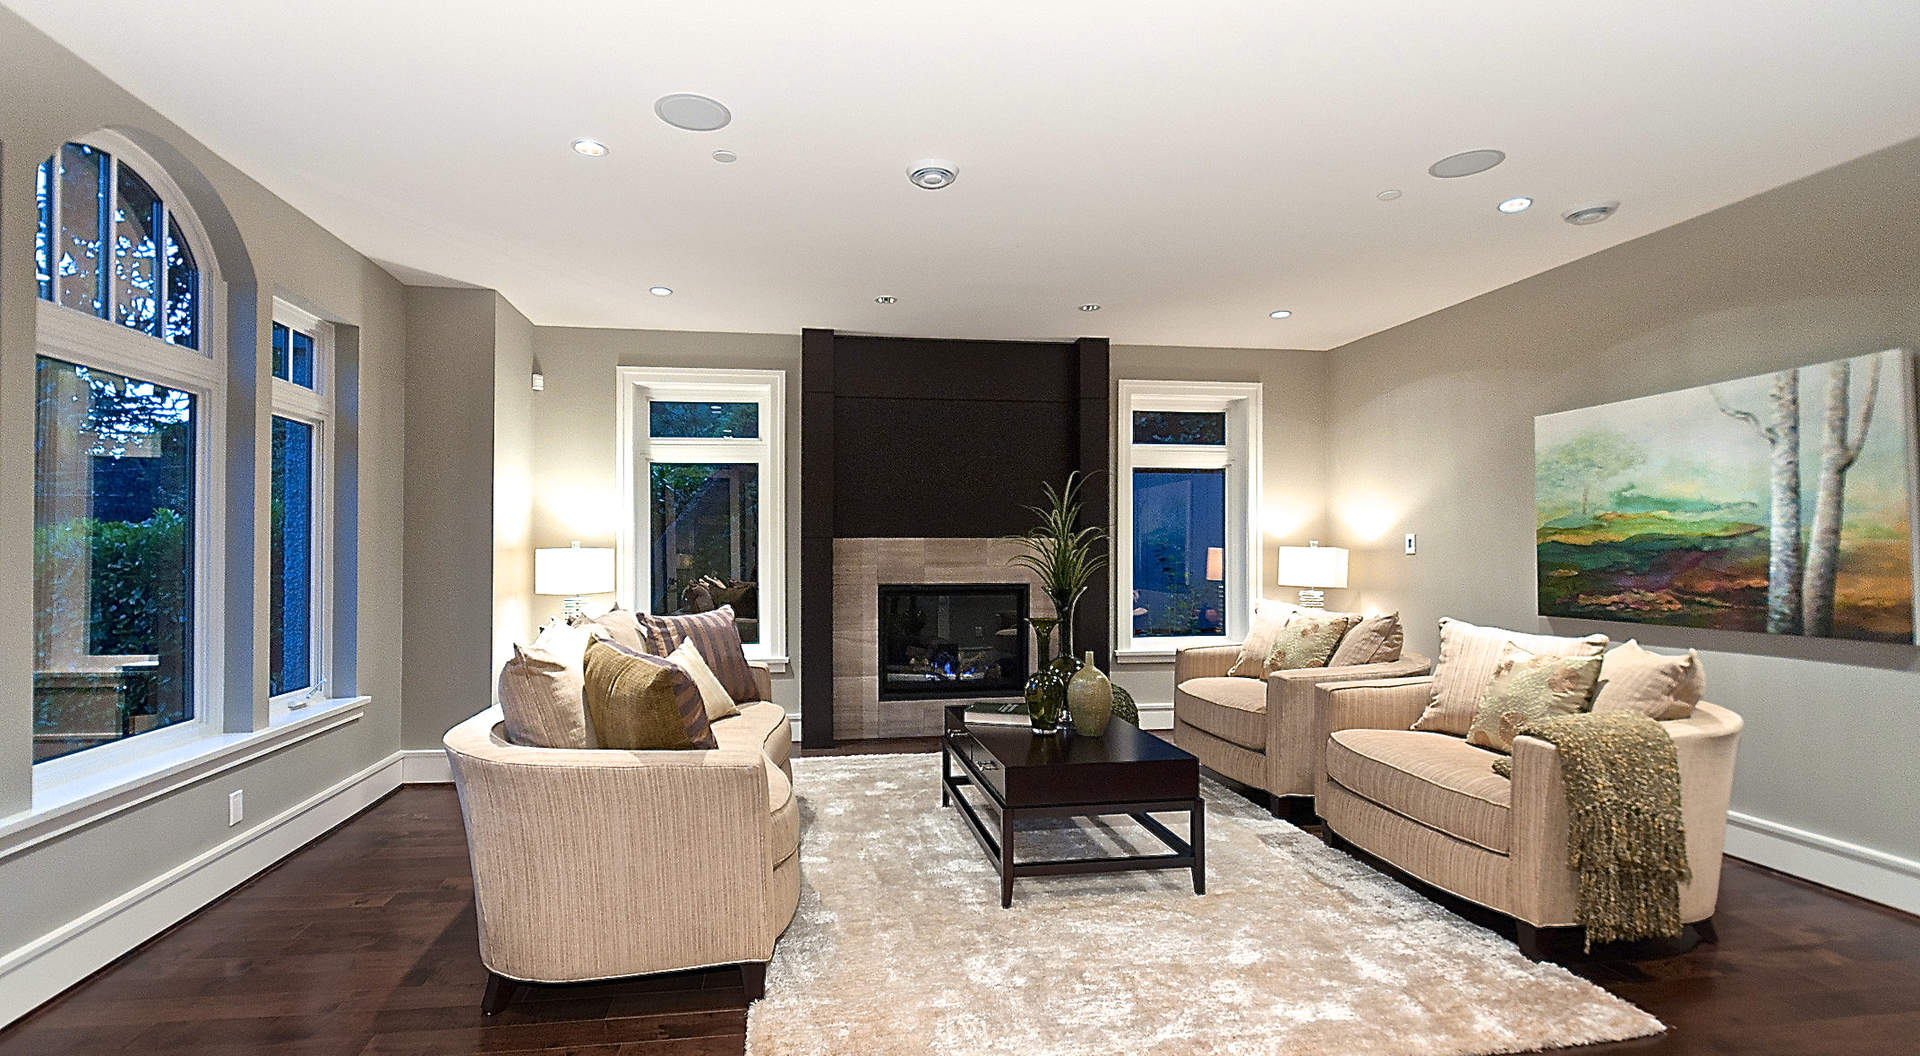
left=877, top=584, right=1028, bottom=700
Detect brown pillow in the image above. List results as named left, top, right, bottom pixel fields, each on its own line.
left=572, top=605, right=647, bottom=653
left=1466, top=643, right=1604, bottom=753
left=1265, top=612, right=1359, bottom=671
left=638, top=605, right=760, bottom=702
left=497, top=621, right=597, bottom=748
left=581, top=640, right=717, bottom=750
left=1412, top=618, right=1608, bottom=736
left=1591, top=639, right=1703, bottom=720
left=1328, top=611, right=1404, bottom=667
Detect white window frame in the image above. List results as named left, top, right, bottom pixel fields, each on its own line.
left=1114, top=380, right=1262, bottom=659
left=616, top=367, right=788, bottom=666
left=267, top=299, right=334, bottom=716
left=30, top=131, right=227, bottom=784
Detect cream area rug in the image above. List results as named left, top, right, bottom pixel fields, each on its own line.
left=745, top=753, right=1662, bottom=1056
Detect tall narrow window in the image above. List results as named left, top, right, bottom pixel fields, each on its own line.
left=620, top=368, right=787, bottom=663
left=267, top=302, right=332, bottom=712
left=1116, top=381, right=1261, bottom=655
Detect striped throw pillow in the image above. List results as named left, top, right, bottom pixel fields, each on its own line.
left=638, top=605, right=760, bottom=702
left=581, top=640, right=717, bottom=750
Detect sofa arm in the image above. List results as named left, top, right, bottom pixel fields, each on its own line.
left=1262, top=653, right=1435, bottom=795
left=444, top=711, right=777, bottom=982
left=1174, top=644, right=1241, bottom=683
left=1311, top=677, right=1435, bottom=802
left=749, top=661, right=773, bottom=702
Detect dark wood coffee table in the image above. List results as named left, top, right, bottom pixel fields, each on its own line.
left=942, top=704, right=1204, bottom=907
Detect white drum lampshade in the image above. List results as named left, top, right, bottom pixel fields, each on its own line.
left=1274, top=541, right=1348, bottom=608
left=535, top=542, right=616, bottom=619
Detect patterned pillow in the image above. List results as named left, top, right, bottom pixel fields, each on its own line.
left=1413, top=618, right=1608, bottom=736
left=638, top=605, right=760, bottom=703
left=1327, top=611, right=1404, bottom=667
left=1264, top=612, right=1359, bottom=671
left=581, top=640, right=717, bottom=750
left=1466, top=643, right=1604, bottom=753
left=1226, top=600, right=1307, bottom=677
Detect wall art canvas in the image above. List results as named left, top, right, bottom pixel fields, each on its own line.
left=1536, top=348, right=1919, bottom=643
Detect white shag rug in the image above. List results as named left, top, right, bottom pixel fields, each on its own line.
left=745, top=753, right=1662, bottom=1056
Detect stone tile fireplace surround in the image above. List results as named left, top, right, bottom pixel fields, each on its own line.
left=832, top=538, right=1055, bottom=740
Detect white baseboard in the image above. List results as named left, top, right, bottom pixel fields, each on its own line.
left=1725, top=810, right=1920, bottom=916
left=1134, top=701, right=1174, bottom=731
left=0, top=753, right=405, bottom=1029
left=400, top=748, right=453, bottom=784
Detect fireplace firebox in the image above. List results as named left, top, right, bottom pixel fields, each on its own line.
left=877, top=584, right=1029, bottom=700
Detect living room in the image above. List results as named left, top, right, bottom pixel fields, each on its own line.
left=2, top=3, right=1918, bottom=1054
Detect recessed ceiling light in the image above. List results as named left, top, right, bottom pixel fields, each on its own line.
left=874, top=295, right=897, bottom=304
left=1268, top=309, right=1292, bottom=319
left=1428, top=149, right=1506, bottom=179
left=1497, top=196, right=1533, bottom=214
left=1078, top=304, right=1101, bottom=312
left=654, top=93, right=732, bottom=132
left=1562, top=200, right=1621, bottom=225
left=1376, top=189, right=1403, bottom=201
left=907, top=160, right=958, bottom=190
left=711, top=149, right=738, bottom=164
left=649, top=286, right=673, bottom=297
left=570, top=138, right=610, bottom=157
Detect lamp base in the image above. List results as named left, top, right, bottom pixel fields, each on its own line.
left=1295, top=589, right=1327, bottom=609
left=562, top=596, right=586, bottom=622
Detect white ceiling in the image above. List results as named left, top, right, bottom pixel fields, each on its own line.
left=12, top=1, right=1920, bottom=350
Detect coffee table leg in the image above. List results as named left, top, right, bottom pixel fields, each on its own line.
left=1192, top=800, right=1206, bottom=895
left=1000, top=807, right=1016, bottom=908
left=941, top=742, right=951, bottom=807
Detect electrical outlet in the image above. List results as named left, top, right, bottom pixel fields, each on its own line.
left=228, top=789, right=244, bottom=827
left=1404, top=533, right=1418, bottom=555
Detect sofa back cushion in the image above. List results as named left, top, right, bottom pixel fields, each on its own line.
left=669, top=638, right=740, bottom=722
left=582, top=640, right=718, bottom=750
left=1465, top=643, right=1604, bottom=753
left=1226, top=600, right=1308, bottom=677
left=1591, top=639, right=1703, bottom=720
left=1328, top=611, right=1405, bottom=667
left=1412, top=618, right=1608, bottom=736
left=638, top=605, right=762, bottom=703
left=573, top=605, right=648, bottom=653
left=497, top=620, right=597, bottom=749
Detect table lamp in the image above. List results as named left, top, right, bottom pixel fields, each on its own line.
left=534, top=541, right=616, bottom=620
left=1274, top=540, right=1348, bottom=609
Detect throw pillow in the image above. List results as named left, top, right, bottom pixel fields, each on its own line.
left=572, top=605, right=647, bottom=653
left=1226, top=600, right=1307, bottom=677
left=496, top=620, right=597, bottom=749
left=1591, top=639, right=1703, bottom=720
left=638, top=605, right=760, bottom=703
left=669, top=638, right=739, bottom=722
left=1265, top=612, right=1359, bottom=671
left=1327, top=611, right=1405, bottom=667
left=1412, top=618, right=1608, bottom=736
left=581, top=639, right=718, bottom=751
left=1466, top=643, right=1605, bottom=753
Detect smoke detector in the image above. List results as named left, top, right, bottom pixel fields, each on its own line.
left=1562, top=200, right=1620, bottom=226
left=907, top=160, right=958, bottom=190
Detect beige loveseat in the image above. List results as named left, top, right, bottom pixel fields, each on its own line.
left=1173, top=646, right=1433, bottom=815
left=444, top=665, right=797, bottom=1011
left=1312, top=674, right=1742, bottom=957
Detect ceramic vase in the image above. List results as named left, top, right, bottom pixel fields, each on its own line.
left=1066, top=652, right=1113, bottom=736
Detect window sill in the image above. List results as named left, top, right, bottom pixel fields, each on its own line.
left=0, top=696, right=371, bottom=860
left=749, top=655, right=790, bottom=674
left=1112, top=649, right=1177, bottom=664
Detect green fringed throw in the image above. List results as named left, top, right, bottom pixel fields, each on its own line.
left=1492, top=711, right=1690, bottom=950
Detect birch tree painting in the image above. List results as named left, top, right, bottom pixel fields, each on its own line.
left=1536, top=349, right=1918, bottom=644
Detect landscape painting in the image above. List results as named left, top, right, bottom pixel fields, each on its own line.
left=1536, top=348, right=1919, bottom=643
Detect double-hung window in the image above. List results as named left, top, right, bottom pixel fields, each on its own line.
left=618, top=368, right=786, bottom=665
left=1115, top=380, right=1262, bottom=656
left=267, top=303, right=333, bottom=714
left=31, top=136, right=222, bottom=769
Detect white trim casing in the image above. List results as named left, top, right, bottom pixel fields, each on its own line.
left=267, top=300, right=336, bottom=716
left=1725, top=810, right=1920, bottom=917
left=615, top=367, right=788, bottom=663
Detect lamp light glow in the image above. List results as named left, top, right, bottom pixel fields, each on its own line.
left=535, top=542, right=616, bottom=620
left=1274, top=540, right=1349, bottom=608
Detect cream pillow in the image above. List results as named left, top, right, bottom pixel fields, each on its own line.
left=1328, top=611, right=1404, bottom=667
left=669, top=639, right=739, bottom=722
left=1227, top=600, right=1308, bottom=677
left=1412, top=618, right=1608, bottom=736
left=1591, top=639, right=1703, bottom=720
left=497, top=620, right=597, bottom=749
left=571, top=605, right=647, bottom=653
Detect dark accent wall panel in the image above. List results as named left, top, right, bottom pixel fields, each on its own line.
left=1074, top=337, right=1113, bottom=669
left=832, top=397, right=1074, bottom=537
left=799, top=328, right=836, bottom=747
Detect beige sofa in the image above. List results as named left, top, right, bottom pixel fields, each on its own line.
left=444, top=665, right=798, bottom=1011
left=1312, top=675, right=1742, bottom=957
left=1173, top=646, right=1433, bottom=815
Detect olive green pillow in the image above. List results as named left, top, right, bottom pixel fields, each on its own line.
left=1467, top=643, right=1604, bottom=754
left=1264, top=612, right=1358, bottom=671
left=581, top=640, right=718, bottom=751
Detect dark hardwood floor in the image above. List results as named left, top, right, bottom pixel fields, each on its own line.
left=4, top=742, right=1917, bottom=1056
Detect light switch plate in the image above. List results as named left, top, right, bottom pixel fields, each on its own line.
left=228, top=789, right=244, bottom=827
left=1404, top=533, right=1418, bottom=555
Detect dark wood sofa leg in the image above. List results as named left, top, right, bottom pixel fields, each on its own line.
left=482, top=972, right=519, bottom=1015
left=741, top=961, right=767, bottom=1001
left=1693, top=916, right=1719, bottom=945
left=1516, top=923, right=1550, bottom=961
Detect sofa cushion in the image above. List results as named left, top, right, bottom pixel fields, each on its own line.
left=496, top=620, right=596, bottom=749
left=668, top=639, right=740, bottom=722
left=767, top=764, right=800, bottom=867
left=573, top=605, right=648, bottom=653
left=1176, top=676, right=1268, bottom=751
left=1412, top=618, right=1607, bottom=737
left=1326, top=729, right=1513, bottom=854
left=1328, top=611, right=1405, bottom=667
left=1268, top=611, right=1358, bottom=670
left=712, top=701, right=792, bottom=775
left=1465, top=643, right=1603, bottom=753
left=1227, top=600, right=1308, bottom=678
left=1592, top=639, right=1702, bottom=720
left=581, top=640, right=718, bottom=750
left=638, top=605, right=761, bottom=704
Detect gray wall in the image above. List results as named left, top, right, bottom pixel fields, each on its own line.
left=0, top=8, right=408, bottom=952
left=529, top=326, right=803, bottom=718
left=1326, top=137, right=1920, bottom=864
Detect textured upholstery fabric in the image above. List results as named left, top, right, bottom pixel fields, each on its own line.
left=1176, top=644, right=1241, bottom=683
left=640, top=605, right=761, bottom=703
left=1592, top=639, right=1703, bottom=720
left=583, top=641, right=717, bottom=751
left=1327, top=730, right=1513, bottom=853
left=670, top=639, right=740, bottom=722
left=497, top=621, right=597, bottom=749
left=1227, top=600, right=1308, bottom=677
left=1267, top=612, right=1359, bottom=670
left=1413, top=620, right=1608, bottom=737
left=1319, top=780, right=1514, bottom=912
left=1176, top=677, right=1269, bottom=750
left=1328, top=611, right=1405, bottom=667
left=713, top=701, right=793, bottom=780
left=1466, top=644, right=1603, bottom=753
left=1171, top=719, right=1267, bottom=788
left=575, top=606, right=648, bottom=653
left=766, top=764, right=800, bottom=866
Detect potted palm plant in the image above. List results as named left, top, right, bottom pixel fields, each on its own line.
left=1007, top=473, right=1109, bottom=732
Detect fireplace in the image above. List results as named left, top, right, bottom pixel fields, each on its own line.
left=877, top=584, right=1029, bottom=700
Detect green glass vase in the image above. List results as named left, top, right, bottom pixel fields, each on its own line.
left=1024, top=618, right=1066, bottom=734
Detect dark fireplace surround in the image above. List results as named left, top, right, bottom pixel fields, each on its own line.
left=878, top=583, right=1029, bottom=700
